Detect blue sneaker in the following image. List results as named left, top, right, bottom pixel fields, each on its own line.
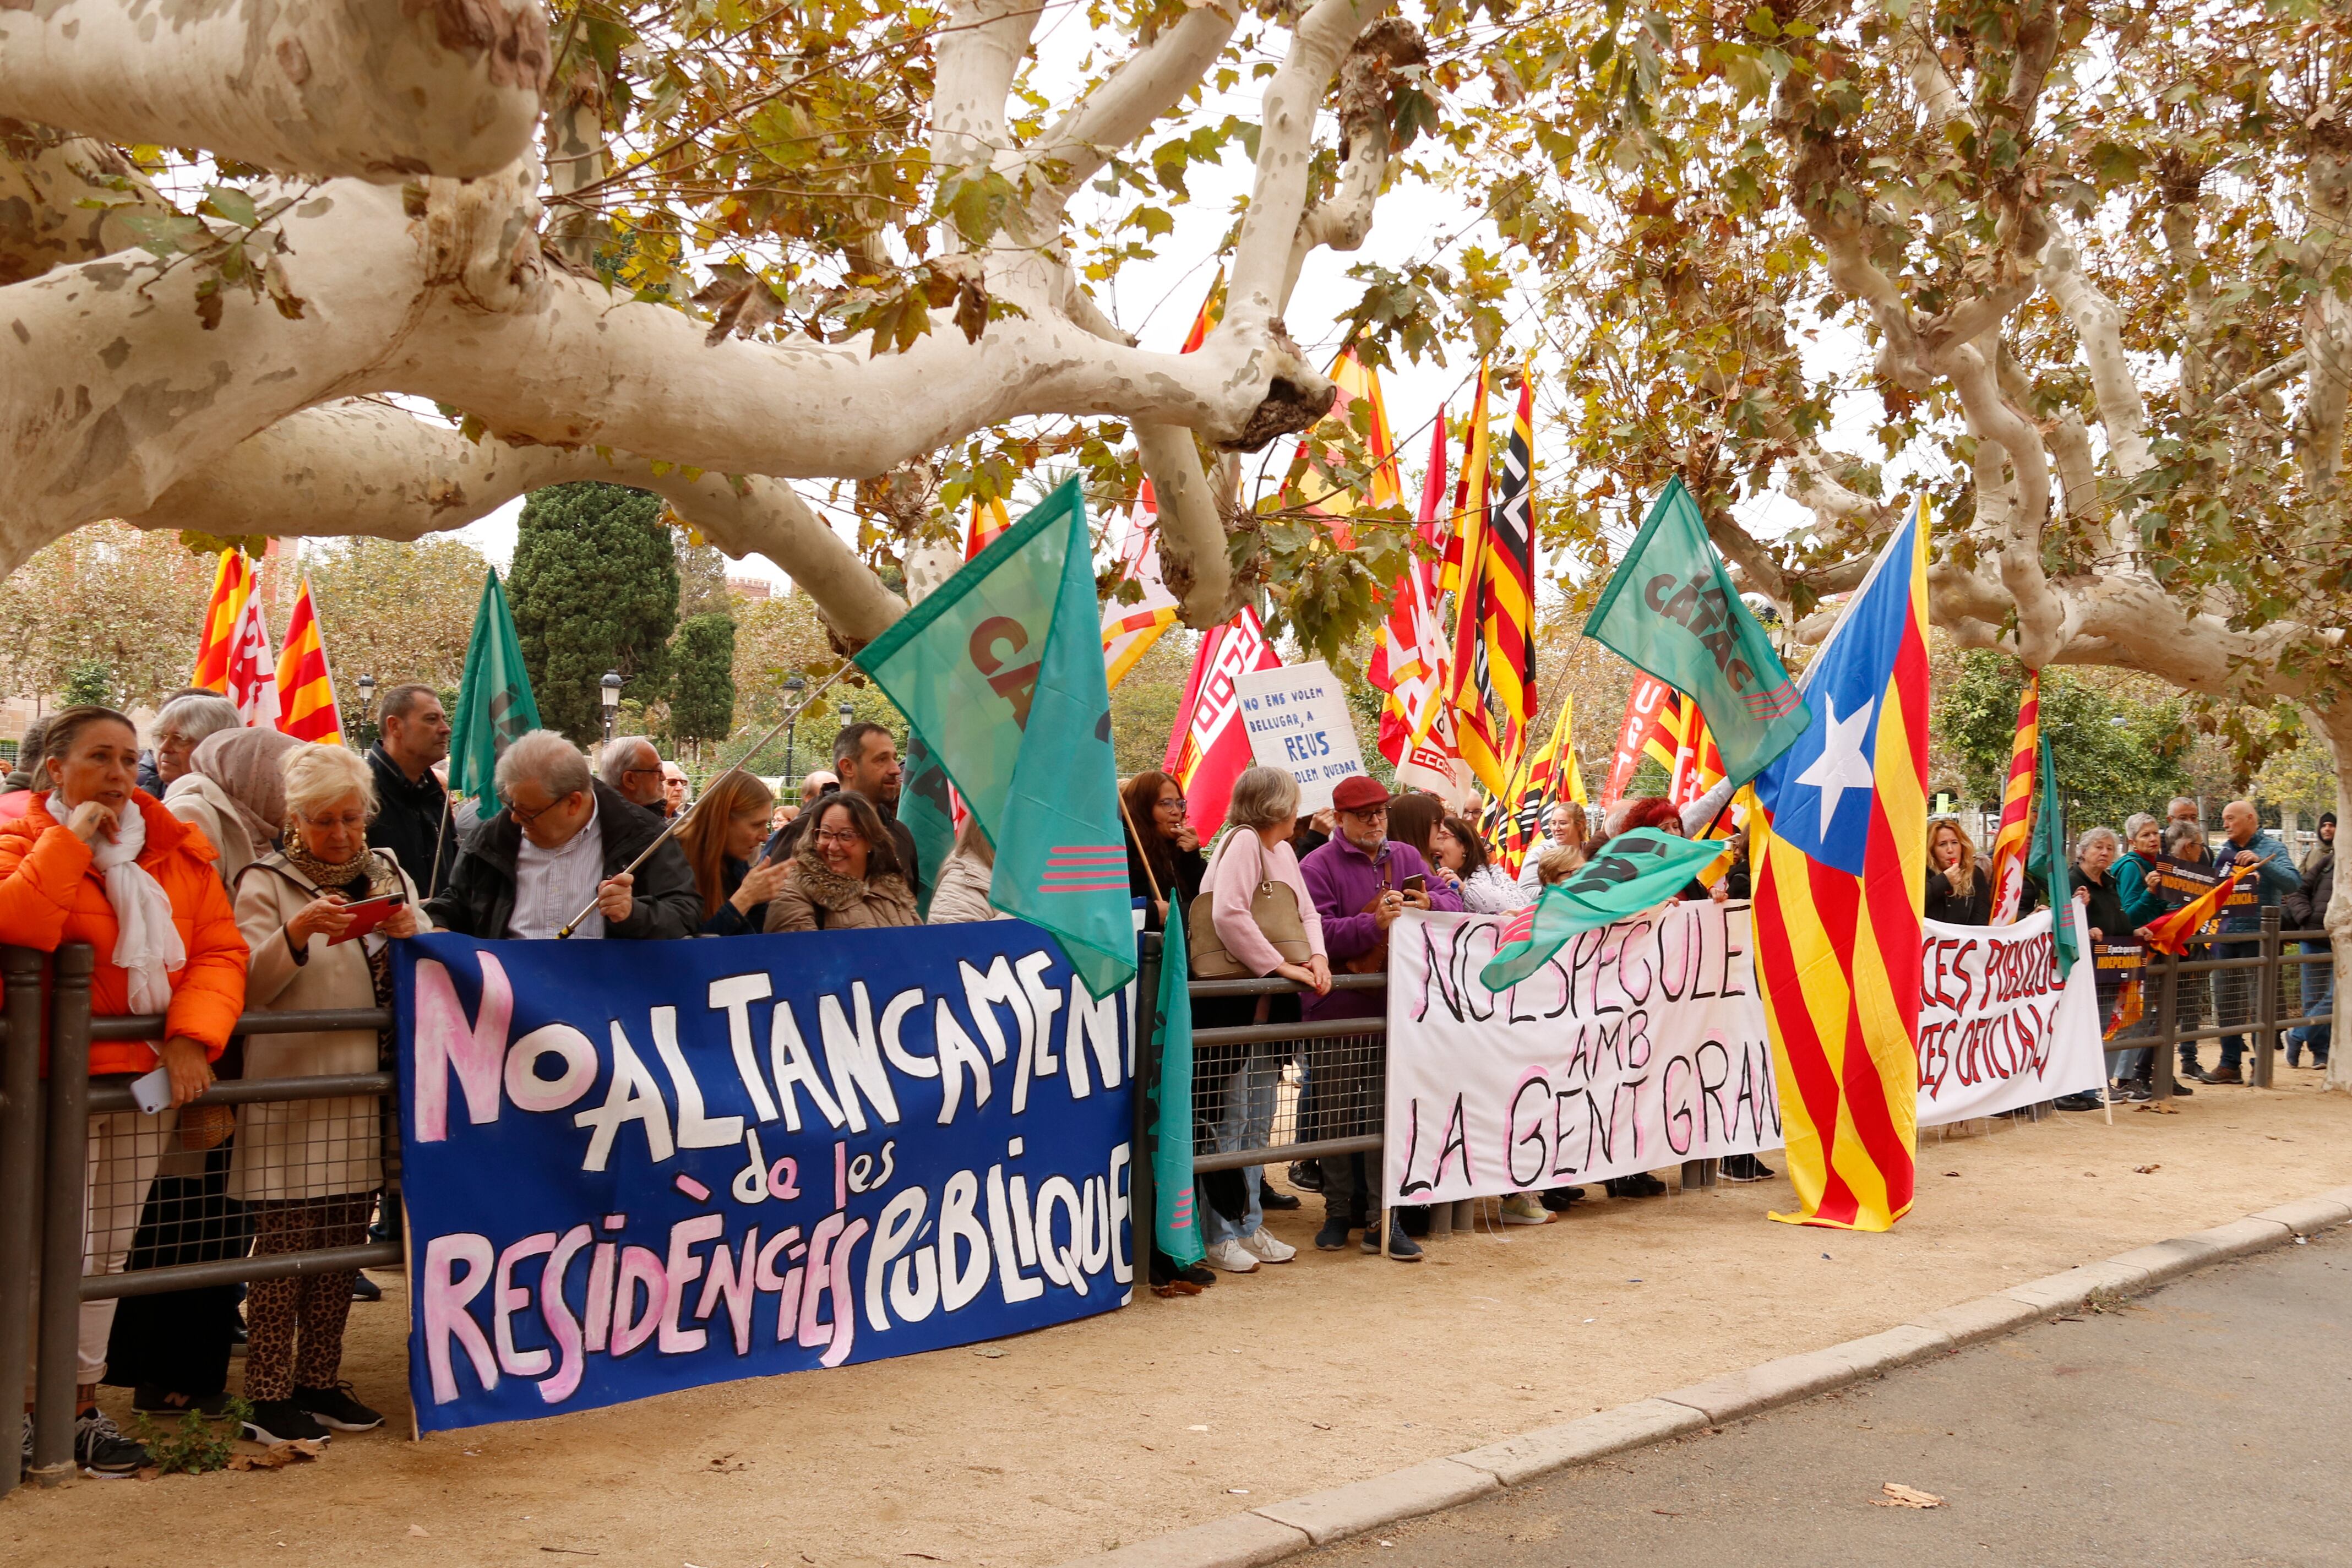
left=1362, top=1218, right=1422, bottom=1260
left=1314, top=1217, right=1352, bottom=1251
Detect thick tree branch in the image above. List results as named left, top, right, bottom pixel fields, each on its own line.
left=0, top=0, right=547, bottom=182
left=1283, top=20, right=1427, bottom=303
left=2039, top=225, right=2153, bottom=484
left=1947, top=334, right=2066, bottom=663
left=931, top=0, right=1043, bottom=188
left=1022, top=4, right=1242, bottom=230
left=128, top=400, right=907, bottom=646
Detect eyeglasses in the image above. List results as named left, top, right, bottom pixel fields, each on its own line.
left=813, top=828, right=865, bottom=847
left=504, top=792, right=577, bottom=827
left=296, top=810, right=369, bottom=833
left=1155, top=796, right=1187, bottom=811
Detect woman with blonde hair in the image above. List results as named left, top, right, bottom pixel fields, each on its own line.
left=231, top=742, right=429, bottom=1444
left=1925, top=816, right=1991, bottom=924
left=677, top=770, right=788, bottom=934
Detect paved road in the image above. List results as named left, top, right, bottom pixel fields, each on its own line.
left=1306, top=1227, right=2352, bottom=1568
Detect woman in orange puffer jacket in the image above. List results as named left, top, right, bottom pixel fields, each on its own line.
left=0, top=706, right=247, bottom=1478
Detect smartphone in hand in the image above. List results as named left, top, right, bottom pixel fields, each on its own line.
left=1401, top=873, right=1427, bottom=897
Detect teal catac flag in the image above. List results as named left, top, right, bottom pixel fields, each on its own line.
left=1479, top=828, right=1729, bottom=990
left=1584, top=476, right=1810, bottom=788
left=449, top=569, right=543, bottom=810
left=855, top=479, right=1136, bottom=998
left=2025, top=733, right=2077, bottom=978
left=1148, top=917, right=1204, bottom=1267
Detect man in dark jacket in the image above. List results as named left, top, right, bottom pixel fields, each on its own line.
left=427, top=730, right=700, bottom=941
left=2286, top=812, right=2335, bottom=1066
left=367, top=684, right=458, bottom=897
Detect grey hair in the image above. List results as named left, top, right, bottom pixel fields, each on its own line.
left=153, top=693, right=241, bottom=746
left=598, top=735, right=657, bottom=786
left=2075, top=825, right=2121, bottom=859
left=497, top=729, right=593, bottom=804
left=2164, top=819, right=2207, bottom=856
left=2122, top=812, right=2160, bottom=848
left=280, top=741, right=377, bottom=821
left=1224, top=765, right=1300, bottom=832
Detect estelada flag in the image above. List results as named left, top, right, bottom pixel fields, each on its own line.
left=1985, top=673, right=2039, bottom=924
left=190, top=549, right=253, bottom=692
left=1163, top=607, right=1280, bottom=840
left=1747, top=496, right=1931, bottom=1232
left=220, top=587, right=280, bottom=731
left=2142, top=863, right=2252, bottom=956
left=274, top=579, right=343, bottom=743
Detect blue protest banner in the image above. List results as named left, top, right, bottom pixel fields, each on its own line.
left=395, top=923, right=1137, bottom=1433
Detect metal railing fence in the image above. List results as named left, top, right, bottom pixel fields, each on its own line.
left=3, top=942, right=396, bottom=1496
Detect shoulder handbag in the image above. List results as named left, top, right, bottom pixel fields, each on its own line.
left=1188, top=831, right=1312, bottom=979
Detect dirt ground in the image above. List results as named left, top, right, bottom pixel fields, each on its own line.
left=12, top=1074, right=2352, bottom=1568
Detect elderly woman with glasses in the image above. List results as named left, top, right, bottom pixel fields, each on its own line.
left=229, top=743, right=430, bottom=1446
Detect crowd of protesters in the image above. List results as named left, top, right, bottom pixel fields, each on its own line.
left=0, top=698, right=930, bottom=1477
left=2, top=683, right=2340, bottom=1459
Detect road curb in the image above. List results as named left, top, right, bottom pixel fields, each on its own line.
left=1050, top=1185, right=2352, bottom=1568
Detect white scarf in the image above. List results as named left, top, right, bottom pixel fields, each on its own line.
left=49, top=793, right=184, bottom=1012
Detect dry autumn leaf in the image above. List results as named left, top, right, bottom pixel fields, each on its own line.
left=1874, top=1482, right=1945, bottom=1509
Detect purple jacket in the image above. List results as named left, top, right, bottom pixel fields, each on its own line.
left=1298, top=834, right=1461, bottom=1020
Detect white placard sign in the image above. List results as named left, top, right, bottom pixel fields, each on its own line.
left=1382, top=905, right=1780, bottom=1206
left=1233, top=660, right=1367, bottom=813
left=1915, top=904, right=2107, bottom=1124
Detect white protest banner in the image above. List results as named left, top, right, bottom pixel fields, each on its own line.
left=1915, top=903, right=2105, bottom=1125
left=1233, top=660, right=1368, bottom=813
left=1382, top=905, right=1779, bottom=1205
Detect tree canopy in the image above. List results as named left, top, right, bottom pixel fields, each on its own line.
left=509, top=482, right=681, bottom=741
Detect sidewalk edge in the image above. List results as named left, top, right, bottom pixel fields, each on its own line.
left=1050, top=1185, right=2352, bottom=1568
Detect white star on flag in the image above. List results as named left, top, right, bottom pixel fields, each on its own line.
left=1794, top=695, right=1875, bottom=839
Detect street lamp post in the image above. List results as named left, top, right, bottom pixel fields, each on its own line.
left=600, top=670, right=623, bottom=744
left=356, top=672, right=376, bottom=745
left=782, top=672, right=807, bottom=781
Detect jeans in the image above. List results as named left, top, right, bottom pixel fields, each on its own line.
left=2216, top=934, right=2260, bottom=1070
left=1200, top=1051, right=1276, bottom=1246
left=2292, top=941, right=2333, bottom=1057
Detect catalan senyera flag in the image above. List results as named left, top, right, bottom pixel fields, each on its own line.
left=2143, top=862, right=2252, bottom=956
left=1985, top=672, right=2039, bottom=924
left=1293, top=349, right=1403, bottom=548
left=965, top=496, right=1012, bottom=561
left=1446, top=371, right=1537, bottom=797
left=220, top=586, right=280, bottom=731
left=1747, top=496, right=1930, bottom=1232
left=1493, top=699, right=1581, bottom=876
left=274, top=579, right=343, bottom=743
left=1101, top=488, right=1182, bottom=689
left=190, top=549, right=254, bottom=692
left=1164, top=606, right=1280, bottom=839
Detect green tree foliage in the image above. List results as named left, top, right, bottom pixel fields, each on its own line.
left=61, top=660, right=115, bottom=708
left=508, top=483, right=680, bottom=743
left=305, top=534, right=494, bottom=699
left=1934, top=653, right=2191, bottom=830
left=668, top=613, right=738, bottom=745
left=675, top=537, right=734, bottom=621
left=0, top=523, right=215, bottom=709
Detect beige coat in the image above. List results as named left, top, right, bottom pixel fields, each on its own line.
left=227, top=848, right=430, bottom=1202
left=764, top=868, right=920, bottom=932
left=924, top=849, right=1001, bottom=925
left=164, top=772, right=266, bottom=890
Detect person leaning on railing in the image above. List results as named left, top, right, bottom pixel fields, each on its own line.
left=1189, top=765, right=1328, bottom=1276
left=2285, top=812, right=2333, bottom=1070
left=228, top=742, right=432, bottom=1446
left=2206, top=799, right=2302, bottom=1085
left=0, top=705, right=248, bottom=1479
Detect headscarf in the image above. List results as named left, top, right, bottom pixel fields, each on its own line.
left=187, top=726, right=301, bottom=861
left=47, top=793, right=182, bottom=1012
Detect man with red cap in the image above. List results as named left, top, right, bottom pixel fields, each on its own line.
left=1298, top=774, right=1463, bottom=1259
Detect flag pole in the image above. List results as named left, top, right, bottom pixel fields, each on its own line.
left=555, top=663, right=856, bottom=938
left=1117, top=790, right=1162, bottom=906
left=426, top=787, right=453, bottom=901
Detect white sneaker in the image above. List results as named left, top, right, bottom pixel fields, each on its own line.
left=1204, top=1239, right=1260, bottom=1273
left=1499, top=1193, right=1553, bottom=1226
left=1240, top=1227, right=1297, bottom=1264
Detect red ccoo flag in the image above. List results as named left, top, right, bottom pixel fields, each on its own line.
left=1163, top=606, right=1280, bottom=839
